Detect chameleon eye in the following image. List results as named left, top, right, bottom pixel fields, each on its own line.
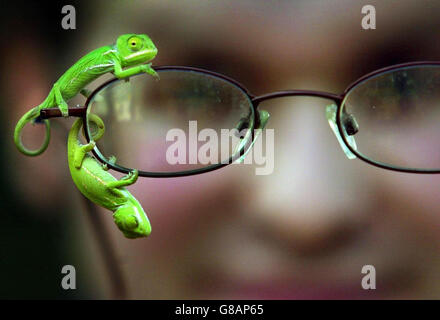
left=125, top=215, right=139, bottom=230
left=128, top=37, right=142, bottom=51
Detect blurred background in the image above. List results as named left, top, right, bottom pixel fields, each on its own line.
left=2, top=0, right=440, bottom=299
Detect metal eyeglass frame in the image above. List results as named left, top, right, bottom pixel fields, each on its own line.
left=39, top=61, right=440, bottom=177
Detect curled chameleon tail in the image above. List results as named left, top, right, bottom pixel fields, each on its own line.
left=14, top=106, right=51, bottom=156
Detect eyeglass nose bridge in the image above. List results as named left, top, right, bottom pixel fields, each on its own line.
left=251, top=90, right=358, bottom=160
left=251, top=90, right=343, bottom=104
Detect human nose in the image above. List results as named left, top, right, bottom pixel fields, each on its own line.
left=246, top=99, right=373, bottom=253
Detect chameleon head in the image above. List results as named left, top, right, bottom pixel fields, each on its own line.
left=113, top=200, right=152, bottom=239
left=116, top=33, right=158, bottom=67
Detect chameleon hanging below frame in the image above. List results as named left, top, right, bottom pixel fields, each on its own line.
left=69, top=114, right=151, bottom=239
left=14, top=33, right=158, bottom=156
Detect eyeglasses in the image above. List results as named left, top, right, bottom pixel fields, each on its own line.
left=40, top=61, right=440, bottom=177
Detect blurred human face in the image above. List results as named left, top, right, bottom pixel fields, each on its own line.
left=83, top=0, right=440, bottom=299
left=8, top=0, right=440, bottom=299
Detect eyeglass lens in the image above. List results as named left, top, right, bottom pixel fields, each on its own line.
left=86, top=70, right=255, bottom=173
left=340, top=65, right=440, bottom=170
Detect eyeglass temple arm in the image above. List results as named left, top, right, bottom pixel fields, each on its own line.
left=325, top=104, right=357, bottom=160
left=39, top=89, right=91, bottom=120
left=39, top=106, right=87, bottom=120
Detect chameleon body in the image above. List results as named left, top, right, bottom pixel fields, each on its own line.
left=14, top=33, right=158, bottom=156
left=68, top=114, right=151, bottom=239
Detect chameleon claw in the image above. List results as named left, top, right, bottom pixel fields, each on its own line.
left=122, top=169, right=138, bottom=183
left=80, top=89, right=92, bottom=98
left=109, top=155, right=117, bottom=165
left=122, top=171, right=133, bottom=180
left=59, top=102, right=69, bottom=117
left=139, top=63, right=159, bottom=81
left=102, top=155, right=117, bottom=171
left=150, top=70, right=160, bottom=81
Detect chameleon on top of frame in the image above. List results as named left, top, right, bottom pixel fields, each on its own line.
left=14, top=33, right=158, bottom=157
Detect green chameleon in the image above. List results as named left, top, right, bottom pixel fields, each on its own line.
left=68, top=114, right=151, bottom=239
left=14, top=33, right=158, bottom=156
